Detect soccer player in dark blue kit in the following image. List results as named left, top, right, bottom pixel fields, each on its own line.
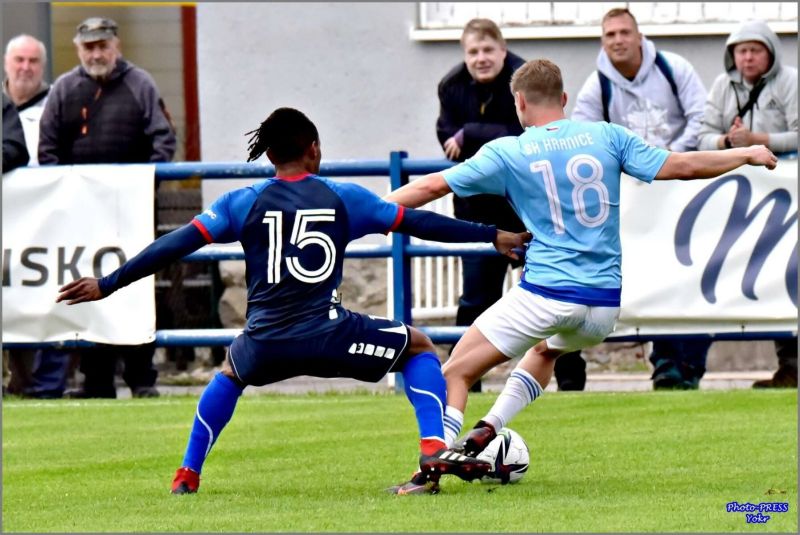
left=56, top=107, right=531, bottom=495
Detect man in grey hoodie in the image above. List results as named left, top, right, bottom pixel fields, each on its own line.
left=698, top=20, right=797, bottom=389
left=571, top=7, right=711, bottom=390
left=572, top=7, right=707, bottom=152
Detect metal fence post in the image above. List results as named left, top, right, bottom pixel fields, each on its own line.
left=389, top=151, right=411, bottom=393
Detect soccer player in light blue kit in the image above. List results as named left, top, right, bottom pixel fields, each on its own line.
left=386, top=59, right=777, bottom=471
left=56, top=108, right=532, bottom=495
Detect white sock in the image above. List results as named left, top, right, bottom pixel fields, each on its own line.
left=443, top=405, right=464, bottom=447
left=484, top=368, right=543, bottom=431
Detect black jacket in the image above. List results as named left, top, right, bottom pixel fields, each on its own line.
left=436, top=51, right=526, bottom=230
left=3, top=93, right=29, bottom=172
left=38, top=58, right=176, bottom=164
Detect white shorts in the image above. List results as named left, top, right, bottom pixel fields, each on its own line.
left=474, top=285, right=620, bottom=359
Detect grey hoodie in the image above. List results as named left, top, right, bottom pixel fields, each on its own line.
left=697, top=20, right=798, bottom=153
left=571, top=35, right=707, bottom=152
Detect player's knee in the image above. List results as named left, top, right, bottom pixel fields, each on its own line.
left=407, top=326, right=436, bottom=355
left=535, top=340, right=564, bottom=360
left=442, top=358, right=474, bottom=383
left=220, top=358, right=245, bottom=388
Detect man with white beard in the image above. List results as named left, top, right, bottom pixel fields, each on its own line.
left=38, top=17, right=175, bottom=399
left=38, top=17, right=175, bottom=165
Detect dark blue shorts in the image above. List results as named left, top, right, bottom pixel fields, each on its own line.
left=227, top=310, right=410, bottom=386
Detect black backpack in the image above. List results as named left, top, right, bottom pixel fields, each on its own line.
left=598, top=51, right=681, bottom=122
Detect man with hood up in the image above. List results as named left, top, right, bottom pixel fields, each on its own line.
left=570, top=7, right=711, bottom=391
left=698, top=20, right=797, bottom=389
left=697, top=20, right=797, bottom=154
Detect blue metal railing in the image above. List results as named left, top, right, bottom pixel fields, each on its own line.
left=4, top=152, right=794, bottom=349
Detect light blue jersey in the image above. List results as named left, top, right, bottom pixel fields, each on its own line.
left=443, top=119, right=669, bottom=306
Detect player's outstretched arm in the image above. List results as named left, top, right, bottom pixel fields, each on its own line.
left=384, top=172, right=452, bottom=208
left=393, top=207, right=531, bottom=260
left=655, top=145, right=778, bottom=180
left=56, top=222, right=208, bottom=305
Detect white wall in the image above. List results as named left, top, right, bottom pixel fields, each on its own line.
left=196, top=2, right=797, bottom=163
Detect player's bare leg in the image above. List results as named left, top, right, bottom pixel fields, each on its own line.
left=516, top=340, right=564, bottom=389
left=454, top=340, right=565, bottom=457
left=442, top=325, right=510, bottom=414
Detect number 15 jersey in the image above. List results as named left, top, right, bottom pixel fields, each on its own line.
left=443, top=119, right=669, bottom=307
left=192, top=173, right=402, bottom=340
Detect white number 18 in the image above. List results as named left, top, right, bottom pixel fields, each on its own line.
left=529, top=154, right=610, bottom=235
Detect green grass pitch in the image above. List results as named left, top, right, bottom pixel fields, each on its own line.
left=2, top=389, right=796, bottom=532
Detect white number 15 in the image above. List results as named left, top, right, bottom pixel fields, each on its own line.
left=262, top=209, right=336, bottom=283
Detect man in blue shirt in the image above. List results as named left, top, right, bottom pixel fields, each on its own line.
left=385, top=59, right=777, bottom=461
left=56, top=108, right=530, bottom=495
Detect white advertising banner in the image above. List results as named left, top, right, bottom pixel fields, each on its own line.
left=2, top=165, right=156, bottom=344
left=617, top=159, right=797, bottom=336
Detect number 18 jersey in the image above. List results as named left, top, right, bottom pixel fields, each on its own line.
left=443, top=119, right=669, bottom=307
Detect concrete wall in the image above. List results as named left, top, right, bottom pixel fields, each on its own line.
left=196, top=2, right=798, bottom=163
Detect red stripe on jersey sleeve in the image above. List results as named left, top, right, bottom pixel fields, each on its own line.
left=191, top=218, right=214, bottom=243
left=386, top=204, right=405, bottom=234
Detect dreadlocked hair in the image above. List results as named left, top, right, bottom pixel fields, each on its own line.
left=245, top=107, right=319, bottom=164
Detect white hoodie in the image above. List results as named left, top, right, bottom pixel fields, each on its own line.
left=571, top=36, right=707, bottom=152
left=697, top=20, right=798, bottom=154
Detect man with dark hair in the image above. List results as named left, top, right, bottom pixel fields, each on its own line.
left=57, top=107, right=532, bottom=495
left=39, top=17, right=176, bottom=399
left=571, top=7, right=711, bottom=390
left=386, top=58, right=777, bottom=468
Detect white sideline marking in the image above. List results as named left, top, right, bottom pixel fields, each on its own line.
left=2, top=400, right=186, bottom=409
left=2, top=395, right=381, bottom=410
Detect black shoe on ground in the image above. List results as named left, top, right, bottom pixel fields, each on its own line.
left=132, top=386, right=160, bottom=398
left=386, top=471, right=440, bottom=495
left=64, top=388, right=116, bottom=399
left=651, top=358, right=684, bottom=390
left=753, top=367, right=798, bottom=389
left=452, top=420, right=497, bottom=457
left=419, top=448, right=491, bottom=483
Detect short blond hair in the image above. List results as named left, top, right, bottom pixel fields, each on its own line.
left=460, top=18, right=506, bottom=47
left=510, top=59, right=563, bottom=105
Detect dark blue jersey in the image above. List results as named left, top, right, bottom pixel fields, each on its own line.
left=98, top=172, right=497, bottom=343
left=194, top=173, right=402, bottom=339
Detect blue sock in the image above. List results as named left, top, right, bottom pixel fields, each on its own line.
left=181, top=372, right=244, bottom=473
left=401, top=352, right=446, bottom=445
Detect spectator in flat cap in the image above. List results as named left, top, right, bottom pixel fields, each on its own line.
left=74, top=17, right=119, bottom=43
left=38, top=17, right=176, bottom=399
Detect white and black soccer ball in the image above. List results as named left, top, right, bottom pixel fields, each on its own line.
left=475, top=427, right=530, bottom=484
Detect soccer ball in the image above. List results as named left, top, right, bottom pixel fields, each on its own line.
left=475, top=428, right=530, bottom=484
